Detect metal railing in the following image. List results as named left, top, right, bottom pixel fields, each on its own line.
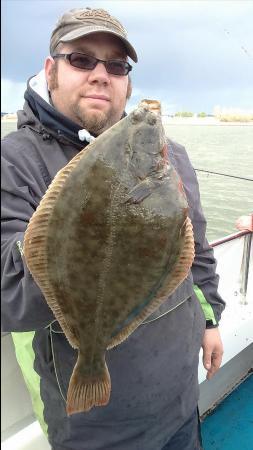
left=211, top=229, right=252, bottom=305
left=239, top=232, right=252, bottom=304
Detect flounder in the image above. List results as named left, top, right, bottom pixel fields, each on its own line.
left=23, top=103, right=195, bottom=415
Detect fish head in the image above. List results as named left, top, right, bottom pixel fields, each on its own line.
left=128, top=105, right=167, bottom=180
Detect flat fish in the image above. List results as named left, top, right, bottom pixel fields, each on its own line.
left=23, top=103, right=195, bottom=415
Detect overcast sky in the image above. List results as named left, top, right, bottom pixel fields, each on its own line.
left=2, top=0, right=253, bottom=114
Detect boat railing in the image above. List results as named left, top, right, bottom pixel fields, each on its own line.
left=211, top=229, right=252, bottom=305
left=238, top=232, right=252, bottom=304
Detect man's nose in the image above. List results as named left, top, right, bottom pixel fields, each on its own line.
left=88, top=61, right=111, bottom=84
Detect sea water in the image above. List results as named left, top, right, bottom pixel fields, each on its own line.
left=2, top=121, right=253, bottom=241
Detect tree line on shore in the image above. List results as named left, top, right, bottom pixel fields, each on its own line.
left=171, top=111, right=253, bottom=122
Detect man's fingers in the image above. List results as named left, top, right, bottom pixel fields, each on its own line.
left=201, top=328, right=224, bottom=380
left=205, top=352, right=223, bottom=380
left=203, top=352, right=212, bottom=371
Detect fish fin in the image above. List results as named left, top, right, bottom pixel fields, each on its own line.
left=124, top=180, right=153, bottom=204
left=23, top=145, right=94, bottom=349
left=66, top=357, right=111, bottom=415
left=108, top=216, right=194, bottom=349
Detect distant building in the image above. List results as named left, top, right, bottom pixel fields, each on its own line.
left=1, top=113, right=17, bottom=120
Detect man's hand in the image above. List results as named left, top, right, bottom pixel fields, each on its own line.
left=235, top=214, right=253, bottom=232
left=202, top=328, right=224, bottom=380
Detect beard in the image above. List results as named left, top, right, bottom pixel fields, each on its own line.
left=72, top=104, right=122, bottom=136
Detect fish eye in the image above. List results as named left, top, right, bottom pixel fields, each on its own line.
left=147, top=113, right=157, bottom=125
left=131, top=108, right=145, bottom=123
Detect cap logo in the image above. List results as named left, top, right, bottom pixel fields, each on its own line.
left=75, top=8, right=127, bottom=36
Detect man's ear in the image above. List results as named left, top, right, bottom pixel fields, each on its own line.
left=127, top=76, right=132, bottom=100
left=45, top=56, right=57, bottom=91
left=44, top=56, right=55, bottom=84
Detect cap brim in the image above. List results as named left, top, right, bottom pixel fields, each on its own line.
left=59, top=25, right=138, bottom=63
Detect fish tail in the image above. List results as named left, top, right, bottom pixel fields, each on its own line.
left=66, top=358, right=111, bottom=415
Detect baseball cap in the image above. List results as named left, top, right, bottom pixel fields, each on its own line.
left=50, top=7, right=138, bottom=63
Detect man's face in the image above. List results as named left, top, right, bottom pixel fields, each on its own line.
left=45, top=32, right=131, bottom=135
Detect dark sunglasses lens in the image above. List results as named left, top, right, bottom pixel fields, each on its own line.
left=106, top=61, right=129, bottom=75
left=68, top=53, right=131, bottom=75
left=69, top=53, right=96, bottom=69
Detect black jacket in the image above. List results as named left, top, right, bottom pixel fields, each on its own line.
left=1, top=72, right=225, bottom=449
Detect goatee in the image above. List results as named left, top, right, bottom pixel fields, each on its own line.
left=75, top=108, right=120, bottom=136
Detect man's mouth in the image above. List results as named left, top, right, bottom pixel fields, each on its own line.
left=85, top=95, right=110, bottom=102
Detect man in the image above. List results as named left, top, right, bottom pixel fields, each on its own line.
left=1, top=7, right=225, bottom=450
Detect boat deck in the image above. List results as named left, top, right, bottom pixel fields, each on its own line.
left=201, top=373, right=253, bottom=450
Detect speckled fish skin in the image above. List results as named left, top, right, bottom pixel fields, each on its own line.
left=24, top=104, right=194, bottom=415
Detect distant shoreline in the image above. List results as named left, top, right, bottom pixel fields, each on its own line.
left=1, top=117, right=253, bottom=126
left=164, top=121, right=253, bottom=126
left=163, top=117, right=253, bottom=126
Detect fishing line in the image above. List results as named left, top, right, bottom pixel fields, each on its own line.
left=223, top=28, right=252, bottom=61
left=50, top=324, right=67, bottom=403
left=194, top=168, right=253, bottom=182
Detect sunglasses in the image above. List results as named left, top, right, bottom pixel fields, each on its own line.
left=52, top=52, right=132, bottom=76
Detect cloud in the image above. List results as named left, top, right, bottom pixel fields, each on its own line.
left=2, top=0, right=253, bottom=112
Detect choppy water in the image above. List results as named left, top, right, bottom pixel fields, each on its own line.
left=2, top=121, right=253, bottom=241
left=164, top=124, right=253, bottom=241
